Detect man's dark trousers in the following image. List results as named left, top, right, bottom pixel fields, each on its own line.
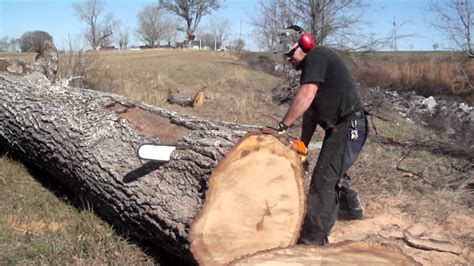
left=299, top=114, right=368, bottom=245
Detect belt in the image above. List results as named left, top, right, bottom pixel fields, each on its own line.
left=327, top=111, right=365, bottom=134
left=337, top=110, right=365, bottom=125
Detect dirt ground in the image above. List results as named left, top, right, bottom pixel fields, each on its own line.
left=330, top=198, right=473, bottom=264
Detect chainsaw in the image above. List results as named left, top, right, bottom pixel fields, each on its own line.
left=290, top=139, right=308, bottom=162
left=137, top=130, right=308, bottom=163
left=137, top=143, right=176, bottom=161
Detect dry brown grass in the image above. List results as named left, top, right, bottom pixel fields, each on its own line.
left=86, top=49, right=283, bottom=126
left=350, top=52, right=474, bottom=103
left=0, top=153, right=155, bottom=264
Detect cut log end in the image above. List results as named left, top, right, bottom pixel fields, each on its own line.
left=193, top=91, right=205, bottom=109
left=230, top=241, right=419, bottom=265
left=189, top=133, right=305, bottom=265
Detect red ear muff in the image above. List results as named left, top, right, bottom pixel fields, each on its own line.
left=299, top=33, right=314, bottom=52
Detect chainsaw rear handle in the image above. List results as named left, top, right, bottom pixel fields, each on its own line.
left=260, top=127, right=307, bottom=162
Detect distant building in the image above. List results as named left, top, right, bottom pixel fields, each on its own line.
left=99, top=46, right=117, bottom=51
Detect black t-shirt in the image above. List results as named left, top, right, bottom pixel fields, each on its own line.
left=300, top=46, right=364, bottom=129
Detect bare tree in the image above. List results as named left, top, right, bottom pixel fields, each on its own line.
left=137, top=4, right=163, bottom=48
left=429, top=0, right=473, bottom=57
left=291, top=0, right=367, bottom=46
left=233, top=38, right=245, bottom=53
left=59, top=35, right=104, bottom=81
left=0, top=37, right=21, bottom=52
left=117, top=27, right=130, bottom=50
left=159, top=0, right=221, bottom=40
left=209, top=16, right=231, bottom=49
left=161, top=17, right=180, bottom=46
left=73, top=0, right=118, bottom=50
left=9, top=38, right=21, bottom=52
left=251, top=0, right=296, bottom=51
left=252, top=0, right=394, bottom=51
left=20, top=31, right=53, bottom=52
left=0, top=37, right=9, bottom=52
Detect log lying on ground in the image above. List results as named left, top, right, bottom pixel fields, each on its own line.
left=0, top=73, right=304, bottom=263
left=167, top=90, right=205, bottom=108
left=230, top=241, right=419, bottom=265
left=190, top=134, right=305, bottom=265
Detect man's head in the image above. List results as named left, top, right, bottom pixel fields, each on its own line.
left=275, top=25, right=314, bottom=69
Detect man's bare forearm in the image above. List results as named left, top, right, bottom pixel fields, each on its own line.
left=281, top=83, right=318, bottom=127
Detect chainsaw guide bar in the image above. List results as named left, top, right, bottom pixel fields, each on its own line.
left=137, top=144, right=176, bottom=161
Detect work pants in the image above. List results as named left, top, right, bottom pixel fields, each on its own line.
left=298, top=115, right=368, bottom=245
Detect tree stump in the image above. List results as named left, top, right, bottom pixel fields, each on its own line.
left=190, top=133, right=305, bottom=265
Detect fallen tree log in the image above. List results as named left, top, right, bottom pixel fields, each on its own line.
left=0, top=73, right=305, bottom=263
left=167, top=90, right=205, bottom=108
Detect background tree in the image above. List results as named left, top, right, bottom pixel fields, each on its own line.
left=117, top=27, right=130, bottom=50
left=429, top=0, right=473, bottom=57
left=161, top=17, right=180, bottom=46
left=9, top=38, right=21, bottom=52
left=0, top=37, right=9, bottom=52
left=159, top=0, right=221, bottom=40
left=73, top=0, right=118, bottom=50
left=252, top=0, right=393, bottom=51
left=20, top=31, right=53, bottom=52
left=251, top=0, right=295, bottom=51
left=136, top=4, right=163, bottom=48
left=233, top=38, right=245, bottom=53
left=209, top=16, right=231, bottom=49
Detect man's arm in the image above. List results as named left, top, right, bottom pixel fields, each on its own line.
left=281, top=82, right=319, bottom=128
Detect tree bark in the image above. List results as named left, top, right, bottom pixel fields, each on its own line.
left=0, top=73, right=257, bottom=262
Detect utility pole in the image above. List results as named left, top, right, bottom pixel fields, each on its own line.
left=239, top=18, right=242, bottom=40
left=392, top=16, right=398, bottom=51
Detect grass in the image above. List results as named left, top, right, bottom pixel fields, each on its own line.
left=350, top=51, right=474, bottom=103
left=0, top=49, right=472, bottom=263
left=85, top=49, right=283, bottom=126
left=349, top=115, right=473, bottom=223
left=0, top=153, right=155, bottom=264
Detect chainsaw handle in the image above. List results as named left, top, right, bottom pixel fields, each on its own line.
left=260, top=127, right=308, bottom=162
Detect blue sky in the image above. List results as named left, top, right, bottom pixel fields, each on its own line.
left=0, top=0, right=447, bottom=51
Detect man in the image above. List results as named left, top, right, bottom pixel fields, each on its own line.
left=274, top=25, right=368, bottom=245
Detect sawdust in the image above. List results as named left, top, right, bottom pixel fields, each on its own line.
left=329, top=198, right=472, bottom=265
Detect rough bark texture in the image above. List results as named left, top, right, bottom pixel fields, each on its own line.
left=0, top=73, right=258, bottom=262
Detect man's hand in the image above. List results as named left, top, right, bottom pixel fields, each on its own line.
left=276, top=121, right=289, bottom=134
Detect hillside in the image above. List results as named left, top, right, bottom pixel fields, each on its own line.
left=0, top=49, right=472, bottom=264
